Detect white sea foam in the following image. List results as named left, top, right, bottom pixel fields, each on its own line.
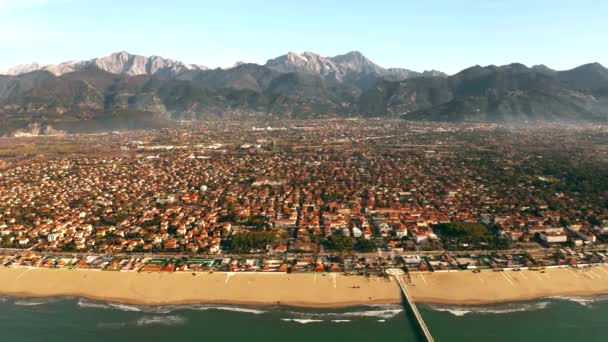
left=283, top=305, right=403, bottom=321
left=194, top=305, right=266, bottom=315
left=14, top=300, right=46, bottom=306
left=145, top=307, right=175, bottom=314
left=330, top=320, right=351, bottom=323
left=281, top=318, right=323, bottom=324
left=109, top=303, right=142, bottom=312
left=341, top=309, right=403, bottom=319
left=77, top=299, right=111, bottom=310
left=427, top=301, right=551, bottom=316
left=135, top=315, right=187, bottom=326
left=78, top=300, right=165, bottom=312
left=74, top=299, right=267, bottom=315
left=364, top=304, right=403, bottom=309
left=429, top=308, right=471, bottom=317
left=552, top=295, right=608, bottom=306
left=556, top=297, right=595, bottom=306
left=377, top=319, right=386, bottom=323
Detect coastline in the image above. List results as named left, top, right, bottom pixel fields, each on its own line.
left=407, top=265, right=608, bottom=305
left=2, top=265, right=608, bottom=308
left=0, top=267, right=401, bottom=308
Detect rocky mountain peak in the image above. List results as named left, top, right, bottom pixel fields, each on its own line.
left=266, top=51, right=340, bottom=78
left=330, top=51, right=383, bottom=75
left=1, top=51, right=207, bottom=77
left=1, top=63, right=49, bottom=76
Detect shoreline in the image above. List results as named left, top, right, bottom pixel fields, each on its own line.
left=407, top=265, right=608, bottom=306
left=413, top=291, right=608, bottom=306
left=4, top=289, right=608, bottom=311
left=2, top=265, right=608, bottom=308
left=0, top=267, right=401, bottom=309
left=0, top=291, right=401, bottom=309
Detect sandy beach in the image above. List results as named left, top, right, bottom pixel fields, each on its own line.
left=2, top=265, right=608, bottom=307
left=0, top=267, right=401, bottom=308
left=407, top=265, right=608, bottom=305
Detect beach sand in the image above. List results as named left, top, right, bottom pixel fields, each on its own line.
left=407, top=265, right=608, bottom=305
left=0, top=267, right=401, bottom=308
left=2, top=265, right=608, bottom=307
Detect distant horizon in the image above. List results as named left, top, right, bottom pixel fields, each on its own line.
left=0, top=0, right=606, bottom=74
left=0, top=49, right=604, bottom=76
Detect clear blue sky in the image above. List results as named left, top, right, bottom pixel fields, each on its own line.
left=0, top=0, right=606, bottom=74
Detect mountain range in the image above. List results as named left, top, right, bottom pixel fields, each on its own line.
left=1, top=51, right=208, bottom=77
left=1, top=51, right=607, bottom=135
left=361, top=63, right=608, bottom=122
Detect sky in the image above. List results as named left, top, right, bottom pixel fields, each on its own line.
left=0, top=0, right=606, bottom=74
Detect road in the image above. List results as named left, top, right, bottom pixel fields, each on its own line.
left=1, top=243, right=606, bottom=260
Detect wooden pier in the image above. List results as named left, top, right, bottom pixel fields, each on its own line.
left=388, top=269, right=434, bottom=342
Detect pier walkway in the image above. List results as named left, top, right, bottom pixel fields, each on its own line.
left=387, top=269, right=434, bottom=342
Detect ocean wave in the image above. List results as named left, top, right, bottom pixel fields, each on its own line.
left=78, top=299, right=111, bottom=310
left=77, top=300, right=399, bottom=320
left=78, top=300, right=171, bottom=313
left=135, top=315, right=187, bottom=326
left=75, top=299, right=267, bottom=315
left=281, top=318, right=323, bottom=324
left=364, top=304, right=404, bottom=309
left=377, top=319, right=386, bottom=323
left=145, top=306, right=175, bottom=314
left=193, top=305, right=266, bottom=315
left=429, top=307, right=471, bottom=317
left=330, top=320, right=351, bottom=323
left=109, top=303, right=142, bottom=312
left=341, top=309, right=403, bottom=319
left=553, top=295, right=608, bottom=306
left=14, top=299, right=48, bottom=306
left=281, top=305, right=403, bottom=321
left=555, top=297, right=595, bottom=306
left=426, top=301, right=551, bottom=316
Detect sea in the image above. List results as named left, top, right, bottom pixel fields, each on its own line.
left=1, top=296, right=607, bottom=342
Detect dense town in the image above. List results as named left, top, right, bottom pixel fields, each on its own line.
left=1, top=119, right=608, bottom=274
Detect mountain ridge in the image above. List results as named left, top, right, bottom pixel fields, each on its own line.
left=1, top=51, right=607, bottom=135
left=0, top=51, right=208, bottom=78
left=358, top=62, right=608, bottom=122
left=2, top=50, right=445, bottom=81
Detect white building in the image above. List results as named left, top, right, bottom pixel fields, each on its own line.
left=395, top=226, right=408, bottom=238
left=414, top=231, right=429, bottom=243
left=575, top=230, right=597, bottom=243
left=539, top=232, right=567, bottom=244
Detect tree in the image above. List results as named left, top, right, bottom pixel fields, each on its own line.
left=1, top=235, right=14, bottom=247
left=433, top=222, right=489, bottom=238
left=230, top=231, right=275, bottom=253
left=323, top=235, right=354, bottom=252
left=354, top=238, right=376, bottom=252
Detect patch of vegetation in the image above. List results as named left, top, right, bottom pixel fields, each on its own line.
left=433, top=222, right=490, bottom=238
left=323, top=234, right=354, bottom=252
left=353, top=238, right=377, bottom=252
left=227, top=231, right=275, bottom=253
